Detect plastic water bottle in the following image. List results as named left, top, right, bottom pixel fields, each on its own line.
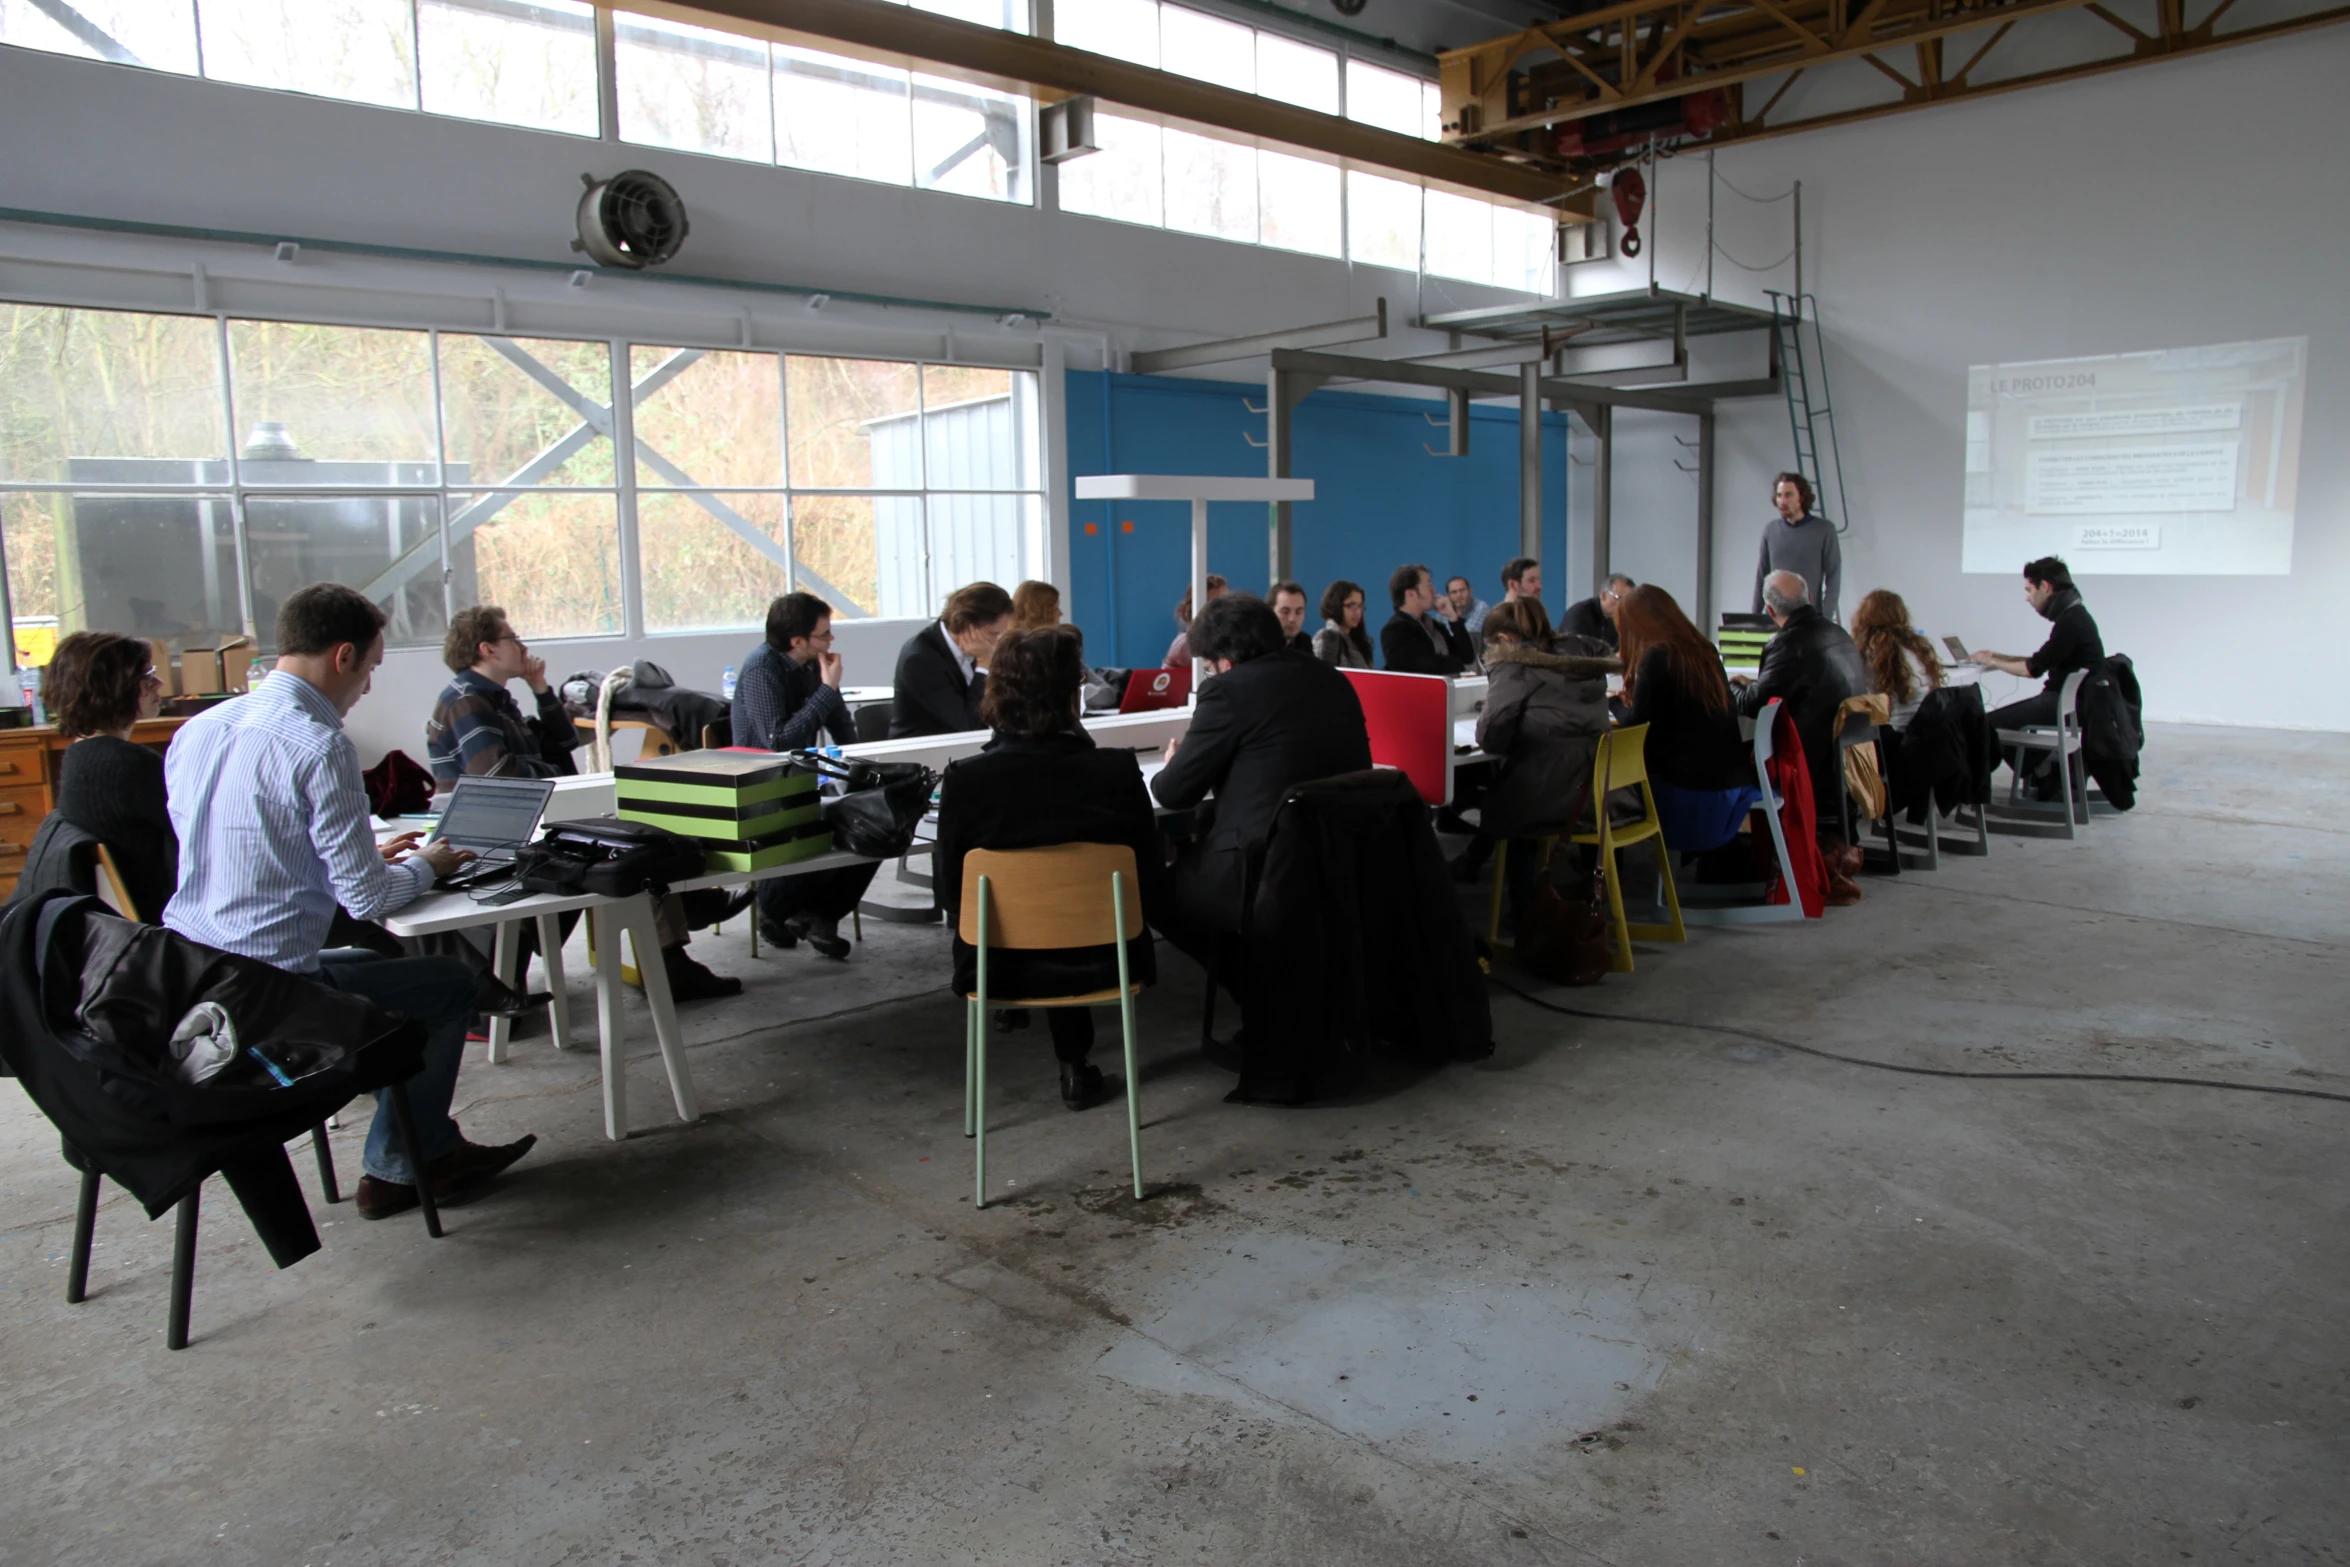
left=720, top=664, right=738, bottom=701
left=17, top=668, right=44, bottom=726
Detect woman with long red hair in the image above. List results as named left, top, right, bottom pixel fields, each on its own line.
left=1614, top=586, right=1749, bottom=795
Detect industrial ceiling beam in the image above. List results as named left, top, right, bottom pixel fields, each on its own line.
left=633, top=0, right=1596, bottom=211
left=1265, top=347, right=1779, bottom=416
left=1715, top=1, right=2350, bottom=145
left=1131, top=299, right=1388, bottom=375
left=1446, top=0, right=2113, bottom=141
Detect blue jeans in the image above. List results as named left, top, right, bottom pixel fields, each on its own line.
left=316, top=951, right=475, bottom=1184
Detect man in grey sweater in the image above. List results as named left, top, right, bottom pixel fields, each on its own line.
left=1751, top=471, right=1842, bottom=622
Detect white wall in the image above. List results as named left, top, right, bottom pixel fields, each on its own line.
left=1570, top=29, right=2350, bottom=730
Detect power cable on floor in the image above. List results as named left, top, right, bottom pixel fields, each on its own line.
left=1485, top=975, right=2350, bottom=1104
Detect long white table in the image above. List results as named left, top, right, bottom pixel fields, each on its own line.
left=379, top=845, right=887, bottom=1141
left=430, top=671, right=1491, bottom=1137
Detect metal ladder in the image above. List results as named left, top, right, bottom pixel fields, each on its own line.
left=1766, top=290, right=1849, bottom=535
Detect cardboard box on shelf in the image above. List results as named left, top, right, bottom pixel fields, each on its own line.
left=177, top=634, right=255, bottom=696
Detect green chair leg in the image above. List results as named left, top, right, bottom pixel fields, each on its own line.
left=963, top=998, right=977, bottom=1138
left=972, top=878, right=990, bottom=1211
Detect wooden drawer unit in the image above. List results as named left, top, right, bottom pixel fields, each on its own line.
left=0, top=736, right=46, bottom=898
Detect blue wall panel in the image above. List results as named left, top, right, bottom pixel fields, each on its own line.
left=1066, top=370, right=1571, bottom=669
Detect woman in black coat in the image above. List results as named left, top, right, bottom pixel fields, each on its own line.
left=932, top=624, right=1166, bottom=1111
left=44, top=632, right=175, bottom=919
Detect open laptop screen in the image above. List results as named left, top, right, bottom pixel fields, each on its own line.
left=431, top=775, right=555, bottom=852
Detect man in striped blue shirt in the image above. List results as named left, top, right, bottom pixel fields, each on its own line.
left=166, top=584, right=536, bottom=1220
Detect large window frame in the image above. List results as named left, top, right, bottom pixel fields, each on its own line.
left=0, top=305, right=1045, bottom=662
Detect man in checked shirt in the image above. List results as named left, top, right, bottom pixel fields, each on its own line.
left=425, top=604, right=741, bottom=1002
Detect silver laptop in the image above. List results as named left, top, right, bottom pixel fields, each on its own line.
left=428, top=775, right=556, bottom=876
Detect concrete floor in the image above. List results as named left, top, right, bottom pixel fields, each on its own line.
left=4, top=721, right=2345, bottom=1566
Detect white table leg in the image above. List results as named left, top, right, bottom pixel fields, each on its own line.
left=623, top=894, right=700, bottom=1125
left=590, top=907, right=630, bottom=1140
left=536, top=911, right=572, bottom=1049
left=485, top=918, right=522, bottom=1064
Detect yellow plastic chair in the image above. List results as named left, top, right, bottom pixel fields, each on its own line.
left=959, top=843, right=1146, bottom=1210
left=1567, top=722, right=1686, bottom=973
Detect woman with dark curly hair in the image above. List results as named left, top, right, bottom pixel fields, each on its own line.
left=45, top=630, right=175, bottom=919
left=932, top=624, right=1166, bottom=1111
left=1311, top=579, right=1374, bottom=669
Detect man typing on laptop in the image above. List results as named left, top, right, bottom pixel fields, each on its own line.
left=426, top=605, right=740, bottom=1001
left=166, top=584, right=537, bottom=1220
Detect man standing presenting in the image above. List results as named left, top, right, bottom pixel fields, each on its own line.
left=1751, top=472, right=1841, bottom=622
left=1269, top=581, right=1314, bottom=654
left=167, top=584, right=536, bottom=1219
left=1560, top=574, right=1634, bottom=649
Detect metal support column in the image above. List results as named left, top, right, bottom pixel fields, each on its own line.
left=1518, top=360, right=1541, bottom=564
left=1695, top=410, right=1716, bottom=633
left=1591, top=403, right=1613, bottom=596
left=1267, top=366, right=1294, bottom=587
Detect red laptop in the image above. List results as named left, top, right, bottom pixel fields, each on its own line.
left=1119, top=666, right=1192, bottom=713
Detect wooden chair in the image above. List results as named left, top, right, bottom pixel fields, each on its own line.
left=573, top=716, right=681, bottom=765
left=1566, top=722, right=1686, bottom=974
left=959, top=843, right=1146, bottom=1210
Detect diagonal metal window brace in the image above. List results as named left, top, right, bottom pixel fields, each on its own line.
left=356, top=339, right=868, bottom=615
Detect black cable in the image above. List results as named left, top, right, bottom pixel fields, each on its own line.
left=1486, top=974, right=2350, bottom=1105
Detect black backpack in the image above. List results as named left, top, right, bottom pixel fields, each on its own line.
left=512, top=817, right=706, bottom=900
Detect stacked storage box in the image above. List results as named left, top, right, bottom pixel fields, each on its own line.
left=1716, top=620, right=1776, bottom=670
left=614, top=751, right=835, bottom=873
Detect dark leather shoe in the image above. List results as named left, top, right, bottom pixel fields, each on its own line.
left=663, top=947, right=743, bottom=1000
left=804, top=930, right=851, bottom=961
left=757, top=918, right=798, bottom=950
left=1060, top=1062, right=1114, bottom=1111
left=355, top=1174, right=420, bottom=1220
left=355, top=1133, right=536, bottom=1218
left=993, top=1008, right=1032, bottom=1033
left=432, top=1133, right=537, bottom=1197
left=1826, top=871, right=1864, bottom=907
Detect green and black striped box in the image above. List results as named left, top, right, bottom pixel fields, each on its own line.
left=615, top=751, right=827, bottom=850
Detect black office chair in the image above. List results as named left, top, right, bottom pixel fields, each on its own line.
left=855, top=702, right=893, bottom=743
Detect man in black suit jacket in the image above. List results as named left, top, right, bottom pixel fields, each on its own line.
left=1379, top=562, right=1474, bottom=675
left=889, top=582, right=1013, bottom=738
left=1151, top=595, right=1373, bottom=967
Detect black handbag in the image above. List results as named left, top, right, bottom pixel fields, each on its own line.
left=512, top=816, right=706, bottom=899
left=790, top=755, right=936, bottom=859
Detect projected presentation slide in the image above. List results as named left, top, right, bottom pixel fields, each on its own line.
left=1961, top=336, right=2307, bottom=575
